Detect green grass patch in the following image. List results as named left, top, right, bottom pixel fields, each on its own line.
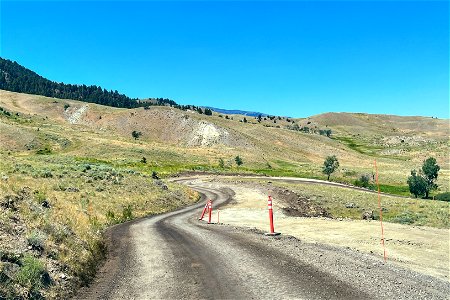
left=378, top=184, right=411, bottom=196
left=332, top=136, right=383, bottom=156
left=73, top=156, right=111, bottom=165
left=434, top=192, right=450, bottom=202
left=16, top=255, right=49, bottom=290
left=35, top=147, right=52, bottom=155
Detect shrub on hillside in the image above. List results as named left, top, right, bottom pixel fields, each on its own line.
left=27, top=230, right=47, bottom=252
left=131, top=130, right=142, bottom=140
left=390, top=211, right=419, bottom=225
left=16, top=255, right=50, bottom=291
left=354, top=174, right=372, bottom=188
left=121, top=205, right=133, bottom=221
left=218, top=158, right=225, bottom=169
left=435, top=192, right=450, bottom=202
left=36, top=147, right=52, bottom=155
left=106, top=210, right=117, bottom=225
left=235, top=156, right=243, bottom=167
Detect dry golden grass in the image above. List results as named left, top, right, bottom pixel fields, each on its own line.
left=0, top=145, right=198, bottom=298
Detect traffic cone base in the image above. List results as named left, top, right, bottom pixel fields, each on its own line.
left=264, top=232, right=281, bottom=236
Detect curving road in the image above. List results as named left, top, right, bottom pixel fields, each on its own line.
left=75, top=178, right=450, bottom=300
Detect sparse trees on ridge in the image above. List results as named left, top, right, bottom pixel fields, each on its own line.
left=0, top=57, right=177, bottom=109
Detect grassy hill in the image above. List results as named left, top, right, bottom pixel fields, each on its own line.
left=0, top=89, right=448, bottom=298
left=0, top=89, right=448, bottom=189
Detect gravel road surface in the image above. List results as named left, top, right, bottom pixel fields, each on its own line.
left=75, top=179, right=450, bottom=300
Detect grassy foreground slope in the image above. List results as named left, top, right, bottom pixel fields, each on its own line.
left=0, top=91, right=201, bottom=298
left=0, top=89, right=448, bottom=298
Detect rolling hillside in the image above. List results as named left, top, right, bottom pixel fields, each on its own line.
left=0, top=89, right=448, bottom=189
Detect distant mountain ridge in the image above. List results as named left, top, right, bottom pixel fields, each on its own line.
left=205, top=106, right=269, bottom=117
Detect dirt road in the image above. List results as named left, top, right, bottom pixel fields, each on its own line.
left=76, top=179, right=450, bottom=299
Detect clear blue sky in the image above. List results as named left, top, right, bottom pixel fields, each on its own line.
left=1, top=0, right=448, bottom=118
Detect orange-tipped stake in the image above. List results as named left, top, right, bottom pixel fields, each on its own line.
left=374, top=160, right=387, bottom=262
left=199, top=200, right=209, bottom=220
left=265, top=195, right=280, bottom=236
left=207, top=200, right=213, bottom=224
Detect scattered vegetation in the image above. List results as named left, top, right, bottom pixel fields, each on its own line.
left=27, top=230, right=47, bottom=252
left=36, top=147, right=52, bottom=155
left=121, top=205, right=133, bottom=221
left=407, top=157, right=440, bottom=198
left=131, top=130, right=142, bottom=140
left=354, top=174, right=373, bottom=189
left=434, top=192, right=450, bottom=202
left=204, top=108, right=213, bottom=115
left=218, top=158, right=225, bottom=169
left=16, top=255, right=49, bottom=291
left=322, top=155, right=339, bottom=181
left=407, top=170, right=428, bottom=198
left=286, top=123, right=332, bottom=137
left=234, top=156, right=243, bottom=167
